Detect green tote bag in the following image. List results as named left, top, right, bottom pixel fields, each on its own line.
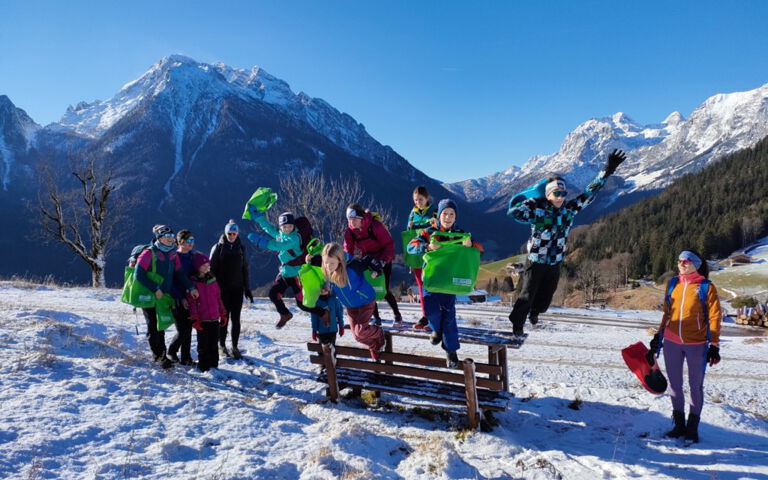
left=401, top=230, right=425, bottom=269
left=364, top=270, right=387, bottom=300
left=155, top=294, right=176, bottom=331
left=421, top=232, right=480, bottom=295
left=299, top=263, right=325, bottom=309
left=120, top=251, right=163, bottom=308
left=241, top=187, right=278, bottom=220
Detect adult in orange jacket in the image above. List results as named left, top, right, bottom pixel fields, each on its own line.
left=649, top=250, right=722, bottom=444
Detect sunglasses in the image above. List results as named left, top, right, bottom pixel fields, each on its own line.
left=552, top=191, right=567, bottom=198
left=184, top=238, right=195, bottom=244
left=227, top=231, right=238, bottom=236
left=161, top=233, right=175, bottom=238
left=677, top=259, right=692, bottom=265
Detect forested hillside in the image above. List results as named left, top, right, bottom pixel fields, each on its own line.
left=571, top=135, right=768, bottom=279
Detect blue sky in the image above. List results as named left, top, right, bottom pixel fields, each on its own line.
left=2, top=1, right=768, bottom=182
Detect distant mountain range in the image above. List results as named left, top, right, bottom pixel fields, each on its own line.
left=445, top=83, right=768, bottom=213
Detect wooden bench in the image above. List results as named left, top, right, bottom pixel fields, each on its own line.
left=307, top=321, right=522, bottom=429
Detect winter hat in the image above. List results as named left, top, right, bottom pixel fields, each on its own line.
left=545, top=179, right=567, bottom=197
left=278, top=212, right=295, bottom=226
left=152, top=224, right=174, bottom=239
left=679, top=250, right=702, bottom=270
left=437, top=198, right=458, bottom=217
left=192, top=253, right=210, bottom=271
left=224, top=220, right=239, bottom=234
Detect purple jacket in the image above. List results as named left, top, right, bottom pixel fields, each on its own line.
left=186, top=274, right=226, bottom=321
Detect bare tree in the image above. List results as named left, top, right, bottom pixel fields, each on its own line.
left=37, top=157, right=125, bottom=288
left=575, top=261, right=603, bottom=305
left=276, top=171, right=396, bottom=244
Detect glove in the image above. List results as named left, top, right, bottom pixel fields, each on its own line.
left=604, top=148, right=627, bottom=176
left=339, top=326, right=345, bottom=337
left=707, top=345, right=721, bottom=366
left=220, top=314, right=229, bottom=327
left=312, top=331, right=318, bottom=342
left=248, top=204, right=264, bottom=219
left=368, top=257, right=385, bottom=275
left=247, top=233, right=270, bottom=249
left=244, top=290, right=254, bottom=303
left=190, top=317, right=203, bottom=331
left=646, top=333, right=661, bottom=365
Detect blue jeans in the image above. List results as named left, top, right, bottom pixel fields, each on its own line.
left=423, top=291, right=459, bottom=352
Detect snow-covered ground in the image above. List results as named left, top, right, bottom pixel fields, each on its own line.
left=1, top=282, right=767, bottom=480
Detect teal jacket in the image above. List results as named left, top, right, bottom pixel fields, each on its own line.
left=254, top=216, right=302, bottom=278
left=407, top=204, right=436, bottom=230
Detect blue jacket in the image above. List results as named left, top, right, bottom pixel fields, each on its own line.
left=407, top=204, right=436, bottom=230
left=311, top=294, right=345, bottom=334
left=171, top=250, right=198, bottom=300
left=311, top=255, right=383, bottom=308
left=254, top=216, right=302, bottom=278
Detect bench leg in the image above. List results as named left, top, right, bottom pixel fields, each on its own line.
left=322, top=343, right=339, bottom=403
left=463, top=359, right=480, bottom=430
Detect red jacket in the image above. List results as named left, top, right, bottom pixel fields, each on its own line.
left=186, top=274, right=226, bottom=321
left=343, top=212, right=395, bottom=263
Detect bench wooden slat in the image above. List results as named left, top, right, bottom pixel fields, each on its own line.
left=309, top=355, right=504, bottom=391
left=319, top=368, right=511, bottom=411
left=306, top=343, right=504, bottom=377
left=383, top=321, right=522, bottom=348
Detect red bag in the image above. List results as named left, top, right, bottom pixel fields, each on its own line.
left=621, top=342, right=667, bottom=394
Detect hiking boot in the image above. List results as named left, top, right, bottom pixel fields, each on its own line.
left=159, top=356, right=174, bottom=369
left=219, top=345, right=231, bottom=358
left=685, top=413, right=700, bottom=444
left=664, top=410, right=686, bottom=438
left=231, top=347, right=242, bottom=360
left=166, top=352, right=180, bottom=363
left=413, top=317, right=429, bottom=330
left=275, top=312, right=293, bottom=329
left=372, top=317, right=382, bottom=326
left=393, top=315, right=403, bottom=327
left=529, top=313, right=539, bottom=326
left=446, top=351, right=460, bottom=369
left=511, top=332, right=527, bottom=346
left=430, top=330, right=442, bottom=346
left=180, top=357, right=196, bottom=366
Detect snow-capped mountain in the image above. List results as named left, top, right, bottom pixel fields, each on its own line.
left=0, top=95, right=40, bottom=191
left=447, top=83, right=768, bottom=208
left=59, top=55, right=417, bottom=179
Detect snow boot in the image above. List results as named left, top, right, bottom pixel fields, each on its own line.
left=275, top=312, right=293, bottom=329
left=685, top=413, right=700, bottom=444
left=231, top=346, right=242, bottom=360
left=529, top=312, right=539, bottom=326
left=165, top=352, right=180, bottom=364
left=664, top=410, right=686, bottom=438
left=219, top=345, right=232, bottom=358
left=446, top=351, right=460, bottom=369
left=393, top=315, right=403, bottom=327
left=430, top=330, right=443, bottom=346
left=158, top=356, right=174, bottom=369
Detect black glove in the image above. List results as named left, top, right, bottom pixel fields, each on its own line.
left=244, top=290, right=254, bottom=303
left=365, top=256, right=385, bottom=275
left=604, top=149, right=627, bottom=176
left=707, top=345, right=721, bottom=366
left=646, top=333, right=661, bottom=366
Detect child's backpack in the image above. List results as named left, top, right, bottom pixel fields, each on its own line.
left=285, top=217, right=314, bottom=266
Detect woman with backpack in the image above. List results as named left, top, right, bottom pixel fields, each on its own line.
left=344, top=204, right=402, bottom=326
left=209, top=220, right=253, bottom=360
left=648, top=250, right=722, bottom=444
left=134, top=224, right=198, bottom=368
left=246, top=208, right=319, bottom=328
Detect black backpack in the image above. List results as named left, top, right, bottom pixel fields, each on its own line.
left=285, top=216, right=314, bottom=266
left=128, top=243, right=152, bottom=266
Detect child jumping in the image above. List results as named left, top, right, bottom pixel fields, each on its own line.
left=407, top=185, right=436, bottom=330
left=246, top=208, right=309, bottom=329
left=308, top=243, right=386, bottom=360
left=408, top=199, right=483, bottom=368
left=187, top=253, right=228, bottom=372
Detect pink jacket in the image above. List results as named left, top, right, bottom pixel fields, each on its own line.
left=343, top=212, right=394, bottom=263
left=186, top=274, right=226, bottom=321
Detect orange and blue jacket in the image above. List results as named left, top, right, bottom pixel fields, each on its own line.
left=656, top=276, right=722, bottom=345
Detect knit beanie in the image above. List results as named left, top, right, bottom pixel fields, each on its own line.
left=152, top=224, right=173, bottom=239
left=545, top=179, right=567, bottom=197
left=224, top=221, right=239, bottom=234
left=437, top=199, right=458, bottom=217
left=192, top=253, right=210, bottom=271
left=278, top=212, right=295, bottom=226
